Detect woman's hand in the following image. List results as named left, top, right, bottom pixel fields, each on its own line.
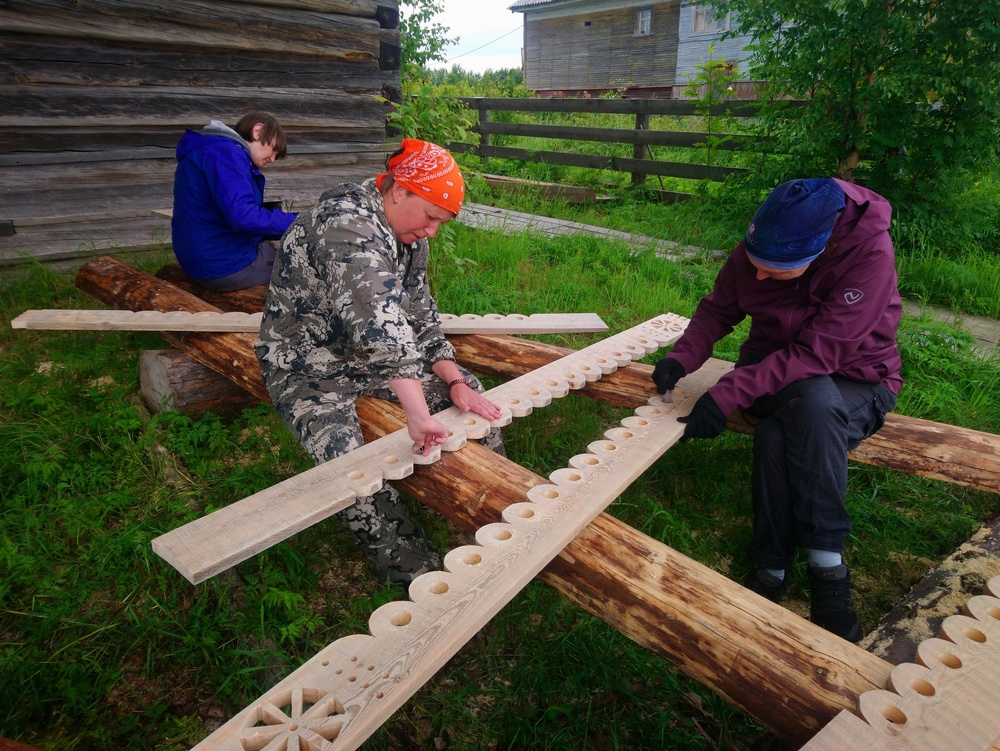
left=389, top=377, right=450, bottom=456
left=406, top=413, right=450, bottom=456
left=450, top=382, right=503, bottom=421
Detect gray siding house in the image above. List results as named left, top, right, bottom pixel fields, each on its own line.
left=509, top=0, right=755, bottom=98
left=676, top=1, right=753, bottom=84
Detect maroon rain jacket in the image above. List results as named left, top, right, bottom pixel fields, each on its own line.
left=669, top=179, right=903, bottom=416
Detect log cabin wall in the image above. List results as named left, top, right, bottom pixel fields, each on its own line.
left=0, top=0, right=401, bottom=274
left=520, top=0, right=679, bottom=97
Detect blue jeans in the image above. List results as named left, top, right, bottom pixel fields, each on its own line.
left=744, top=375, right=896, bottom=569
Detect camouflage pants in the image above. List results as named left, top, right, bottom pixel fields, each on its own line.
left=264, top=365, right=505, bottom=587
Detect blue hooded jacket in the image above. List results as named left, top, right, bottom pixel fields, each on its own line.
left=171, top=120, right=297, bottom=280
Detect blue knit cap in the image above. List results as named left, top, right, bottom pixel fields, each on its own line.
left=744, top=178, right=846, bottom=270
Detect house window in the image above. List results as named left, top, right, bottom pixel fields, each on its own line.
left=692, top=4, right=730, bottom=34
left=635, top=7, right=652, bottom=36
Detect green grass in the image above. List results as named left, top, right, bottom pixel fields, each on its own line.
left=2, top=193, right=999, bottom=750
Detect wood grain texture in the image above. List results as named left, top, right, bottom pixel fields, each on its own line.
left=151, top=314, right=687, bottom=584
left=144, top=258, right=1000, bottom=497
left=0, top=2, right=387, bottom=57
left=802, top=576, right=1000, bottom=751
left=188, top=367, right=717, bottom=751
left=475, top=144, right=744, bottom=181
left=447, top=334, right=1000, bottom=496
left=74, top=256, right=901, bottom=747
left=4, top=0, right=399, bottom=268
left=523, top=3, right=679, bottom=91
left=355, top=397, right=894, bottom=750
left=139, top=348, right=257, bottom=418
left=11, top=308, right=609, bottom=335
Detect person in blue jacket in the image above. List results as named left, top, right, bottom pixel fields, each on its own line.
left=651, top=178, right=902, bottom=642
left=171, top=112, right=298, bottom=291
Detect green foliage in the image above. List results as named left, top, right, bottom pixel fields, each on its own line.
left=427, top=65, right=530, bottom=99
left=386, top=82, right=478, bottom=146
left=718, top=0, right=1000, bottom=203
left=682, top=49, right=748, bottom=171
left=896, top=317, right=1000, bottom=431
left=399, top=0, right=455, bottom=74
left=390, top=2, right=479, bottom=147
left=2, top=178, right=1000, bottom=750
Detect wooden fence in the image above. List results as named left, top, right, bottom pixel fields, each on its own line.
left=449, top=97, right=761, bottom=193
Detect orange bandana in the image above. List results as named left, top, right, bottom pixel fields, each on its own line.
left=376, top=139, right=465, bottom=215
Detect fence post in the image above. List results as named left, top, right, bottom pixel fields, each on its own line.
left=631, top=112, right=649, bottom=186
left=479, top=102, right=491, bottom=163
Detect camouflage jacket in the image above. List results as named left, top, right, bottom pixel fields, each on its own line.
left=255, top=180, right=456, bottom=383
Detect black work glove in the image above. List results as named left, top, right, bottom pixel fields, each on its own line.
left=678, top=392, right=727, bottom=441
left=651, top=357, right=686, bottom=394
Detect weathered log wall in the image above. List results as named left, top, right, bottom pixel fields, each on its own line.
left=0, top=0, right=401, bottom=272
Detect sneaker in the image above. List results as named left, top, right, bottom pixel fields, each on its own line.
left=744, top=566, right=787, bottom=603
left=808, top=563, right=862, bottom=642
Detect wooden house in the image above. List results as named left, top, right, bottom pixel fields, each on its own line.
left=0, top=0, right=402, bottom=274
left=675, top=1, right=757, bottom=98
left=509, top=0, right=755, bottom=98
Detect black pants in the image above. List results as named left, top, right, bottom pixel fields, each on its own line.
left=743, top=374, right=896, bottom=570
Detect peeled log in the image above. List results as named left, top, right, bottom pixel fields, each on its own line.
left=356, top=398, right=891, bottom=748
left=447, top=336, right=1000, bottom=496
left=76, top=258, right=270, bottom=402
left=140, top=348, right=258, bottom=418
left=76, top=256, right=892, bottom=748
left=153, top=262, right=1000, bottom=495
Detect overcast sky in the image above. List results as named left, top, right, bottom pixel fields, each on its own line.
left=428, top=0, right=525, bottom=74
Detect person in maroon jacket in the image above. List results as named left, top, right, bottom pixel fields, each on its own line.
left=652, top=177, right=902, bottom=642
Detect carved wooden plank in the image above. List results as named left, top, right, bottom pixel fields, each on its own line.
left=12, top=309, right=262, bottom=332
left=151, top=314, right=687, bottom=584
left=189, top=359, right=720, bottom=751
left=802, top=575, right=1000, bottom=751
left=11, top=308, right=609, bottom=335
left=439, top=312, right=607, bottom=334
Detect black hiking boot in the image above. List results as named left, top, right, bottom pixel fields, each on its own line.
left=808, top=563, right=862, bottom=643
left=744, top=566, right=787, bottom=603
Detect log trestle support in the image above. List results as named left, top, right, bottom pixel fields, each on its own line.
left=66, top=256, right=1000, bottom=751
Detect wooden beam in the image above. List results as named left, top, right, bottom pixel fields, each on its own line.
left=11, top=308, right=609, bottom=335
left=147, top=260, right=1000, bottom=497
left=472, top=144, right=745, bottom=181
left=802, top=576, right=1000, bottom=751
left=481, top=173, right=597, bottom=203
left=458, top=96, right=762, bottom=118
left=72, top=256, right=896, bottom=747
left=150, top=314, right=687, bottom=584
left=478, top=120, right=755, bottom=150
left=189, top=367, right=723, bottom=751
left=447, top=335, right=1000, bottom=497
left=72, top=257, right=1000, bottom=749
left=0, top=2, right=390, bottom=57
left=139, top=348, right=258, bottom=418
left=151, top=403, right=490, bottom=584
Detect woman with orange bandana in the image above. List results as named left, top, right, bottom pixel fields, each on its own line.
left=255, top=139, right=505, bottom=588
